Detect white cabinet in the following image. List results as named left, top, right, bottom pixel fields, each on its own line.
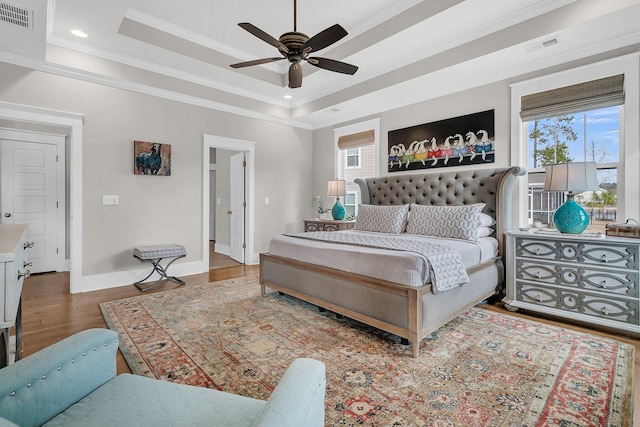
left=504, top=231, right=639, bottom=336
left=0, top=224, right=30, bottom=366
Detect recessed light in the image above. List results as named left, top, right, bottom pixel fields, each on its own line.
left=283, top=95, right=292, bottom=99
left=71, top=29, right=88, bottom=38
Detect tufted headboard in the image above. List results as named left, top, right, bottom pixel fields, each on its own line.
left=354, top=166, right=525, bottom=254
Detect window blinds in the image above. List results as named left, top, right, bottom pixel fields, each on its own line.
left=520, top=74, right=624, bottom=121
left=337, top=129, right=375, bottom=150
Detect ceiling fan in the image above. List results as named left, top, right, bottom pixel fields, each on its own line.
left=230, top=0, right=358, bottom=88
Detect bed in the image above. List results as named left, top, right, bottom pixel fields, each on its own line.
left=260, top=166, right=525, bottom=357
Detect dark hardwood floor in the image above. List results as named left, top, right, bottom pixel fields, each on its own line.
left=15, top=261, right=638, bottom=424
left=19, top=253, right=257, bottom=374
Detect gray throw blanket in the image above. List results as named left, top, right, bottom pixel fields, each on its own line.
left=284, top=231, right=469, bottom=293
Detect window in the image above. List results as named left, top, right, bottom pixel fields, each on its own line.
left=526, top=107, right=620, bottom=232
left=334, top=119, right=380, bottom=219
left=344, top=191, right=357, bottom=218
left=510, top=54, right=639, bottom=229
left=346, top=148, right=360, bottom=168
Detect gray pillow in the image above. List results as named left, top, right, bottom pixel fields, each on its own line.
left=354, top=204, right=410, bottom=234
left=406, top=203, right=486, bottom=241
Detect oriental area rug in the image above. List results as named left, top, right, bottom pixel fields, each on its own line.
left=100, top=276, right=634, bottom=426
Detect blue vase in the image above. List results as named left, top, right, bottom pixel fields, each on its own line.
left=553, top=198, right=590, bottom=234
left=332, top=200, right=346, bottom=220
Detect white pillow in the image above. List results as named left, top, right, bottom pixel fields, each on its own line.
left=354, top=204, right=410, bottom=234
left=480, top=213, right=496, bottom=227
left=406, top=203, right=486, bottom=241
left=477, top=226, right=494, bottom=238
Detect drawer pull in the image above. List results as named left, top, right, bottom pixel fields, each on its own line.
left=18, top=270, right=30, bottom=280
left=23, top=261, right=32, bottom=268
left=601, top=254, right=608, bottom=263
left=600, top=280, right=607, bottom=288
left=23, top=241, right=34, bottom=249
left=535, top=272, right=541, bottom=279
left=537, top=293, right=542, bottom=302
left=535, top=248, right=540, bottom=255
left=602, top=307, right=609, bottom=316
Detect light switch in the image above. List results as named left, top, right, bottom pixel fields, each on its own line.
left=102, top=195, right=119, bottom=205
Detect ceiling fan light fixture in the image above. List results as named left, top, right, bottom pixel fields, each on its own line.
left=230, top=0, right=358, bottom=88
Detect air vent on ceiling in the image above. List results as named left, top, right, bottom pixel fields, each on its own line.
left=0, top=2, right=33, bottom=30
left=524, top=36, right=559, bottom=53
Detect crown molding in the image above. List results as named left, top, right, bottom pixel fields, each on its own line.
left=0, top=50, right=313, bottom=129
left=308, top=33, right=640, bottom=130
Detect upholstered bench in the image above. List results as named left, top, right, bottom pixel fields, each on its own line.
left=133, top=244, right=187, bottom=291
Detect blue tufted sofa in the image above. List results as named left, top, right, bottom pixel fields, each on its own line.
left=0, top=329, right=326, bottom=427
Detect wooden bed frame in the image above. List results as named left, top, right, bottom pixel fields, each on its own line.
left=260, top=167, right=525, bottom=357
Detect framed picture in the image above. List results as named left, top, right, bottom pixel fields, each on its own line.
left=133, top=141, right=172, bottom=176
left=388, top=109, right=495, bottom=172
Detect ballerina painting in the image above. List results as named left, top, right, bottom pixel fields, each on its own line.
left=387, top=109, right=495, bottom=172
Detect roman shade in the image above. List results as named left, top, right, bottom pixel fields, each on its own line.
left=337, top=129, right=375, bottom=150
left=520, top=74, right=624, bottom=121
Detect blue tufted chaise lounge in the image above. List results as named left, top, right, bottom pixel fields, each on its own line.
left=0, top=329, right=326, bottom=427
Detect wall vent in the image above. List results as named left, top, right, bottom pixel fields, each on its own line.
left=524, top=36, right=559, bottom=52
left=0, top=2, right=34, bottom=30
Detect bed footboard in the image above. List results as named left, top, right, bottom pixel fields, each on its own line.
left=260, top=253, right=502, bottom=357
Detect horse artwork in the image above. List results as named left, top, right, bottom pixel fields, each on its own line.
left=388, top=110, right=495, bottom=172
left=134, top=140, right=172, bottom=176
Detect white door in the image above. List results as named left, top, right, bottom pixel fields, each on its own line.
left=229, top=152, right=245, bottom=263
left=1, top=140, right=58, bottom=273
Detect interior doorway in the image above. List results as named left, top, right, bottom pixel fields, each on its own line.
left=202, top=134, right=256, bottom=270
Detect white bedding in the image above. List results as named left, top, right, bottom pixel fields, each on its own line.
left=268, top=230, right=498, bottom=288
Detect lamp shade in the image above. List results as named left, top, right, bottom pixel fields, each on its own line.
left=543, top=162, right=599, bottom=193
left=327, top=179, right=346, bottom=197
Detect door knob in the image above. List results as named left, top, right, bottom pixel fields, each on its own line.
left=3, top=213, right=10, bottom=217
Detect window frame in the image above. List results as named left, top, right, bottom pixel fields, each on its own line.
left=510, top=53, right=639, bottom=227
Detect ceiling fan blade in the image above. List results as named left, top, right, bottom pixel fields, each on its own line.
left=289, top=62, right=303, bottom=88
left=230, top=57, right=284, bottom=68
left=307, top=57, right=358, bottom=75
left=238, top=23, right=289, bottom=53
left=302, top=24, right=348, bottom=53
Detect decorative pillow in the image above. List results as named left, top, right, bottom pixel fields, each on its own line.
left=406, top=203, right=486, bottom=241
left=477, top=226, right=494, bottom=238
left=354, top=204, right=410, bottom=234
left=480, top=213, right=496, bottom=227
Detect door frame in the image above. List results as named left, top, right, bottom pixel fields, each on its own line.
left=202, top=134, right=255, bottom=265
left=228, top=151, right=246, bottom=264
left=0, top=101, right=84, bottom=292
left=0, top=129, right=66, bottom=272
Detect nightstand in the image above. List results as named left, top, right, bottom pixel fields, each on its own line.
left=503, top=230, right=640, bottom=336
left=303, top=219, right=355, bottom=232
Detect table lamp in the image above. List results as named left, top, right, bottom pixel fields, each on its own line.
left=327, top=179, right=346, bottom=220
left=543, top=162, right=599, bottom=234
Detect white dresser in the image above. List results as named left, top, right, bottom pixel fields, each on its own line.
left=504, top=230, right=639, bottom=336
left=0, top=224, right=31, bottom=367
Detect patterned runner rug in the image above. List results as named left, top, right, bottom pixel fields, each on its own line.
left=100, top=276, right=634, bottom=426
